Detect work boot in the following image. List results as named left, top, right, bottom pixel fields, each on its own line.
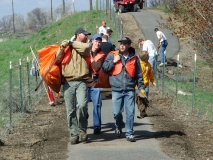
left=115, top=128, right=122, bottom=138
left=71, top=136, right=79, bottom=145
left=80, top=131, right=88, bottom=142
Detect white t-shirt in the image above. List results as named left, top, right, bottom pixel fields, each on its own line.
left=99, top=26, right=110, bottom=34
left=142, top=40, right=157, bottom=57
left=156, top=31, right=167, bottom=42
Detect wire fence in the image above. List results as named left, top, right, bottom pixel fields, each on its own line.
left=154, top=54, right=213, bottom=122
left=0, top=57, right=45, bottom=140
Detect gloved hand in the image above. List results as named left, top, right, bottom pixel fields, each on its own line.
left=61, top=40, right=70, bottom=48
left=138, top=88, right=146, bottom=98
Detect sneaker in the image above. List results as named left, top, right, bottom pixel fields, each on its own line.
left=80, top=131, right=88, bottom=142
left=137, top=113, right=148, bottom=119
left=126, top=135, right=136, bottom=142
left=71, top=136, right=79, bottom=145
left=115, top=128, right=122, bottom=138
left=49, top=102, right=56, bottom=106
left=159, top=62, right=167, bottom=67
left=94, top=128, right=101, bottom=134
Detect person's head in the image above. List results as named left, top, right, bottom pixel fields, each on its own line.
left=102, top=21, right=106, bottom=27
left=92, top=34, right=102, bottom=51
left=102, top=34, right=108, bottom=41
left=138, top=38, right=145, bottom=45
left=106, top=29, right=113, bottom=36
left=75, top=28, right=91, bottom=43
left=118, top=37, right=132, bottom=54
left=139, top=51, right=149, bottom=62
left=154, top=28, right=159, bottom=32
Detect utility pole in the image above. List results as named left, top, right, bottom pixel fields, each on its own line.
left=51, top=0, right=53, bottom=22
left=90, top=0, right=93, bottom=10
left=12, top=0, right=15, bottom=34
left=62, top=0, right=65, bottom=16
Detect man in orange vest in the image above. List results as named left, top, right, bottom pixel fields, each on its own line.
left=86, top=34, right=105, bottom=134
left=102, top=37, right=146, bottom=142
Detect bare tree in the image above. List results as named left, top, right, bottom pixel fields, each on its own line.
left=26, top=8, right=48, bottom=31
left=12, top=0, right=15, bottom=33
left=0, top=15, right=13, bottom=32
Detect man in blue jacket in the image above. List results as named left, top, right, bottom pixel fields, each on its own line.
left=102, top=37, right=146, bottom=142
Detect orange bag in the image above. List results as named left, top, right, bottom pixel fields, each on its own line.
left=38, top=45, right=62, bottom=93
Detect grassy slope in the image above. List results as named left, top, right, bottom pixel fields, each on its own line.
left=0, top=10, right=118, bottom=66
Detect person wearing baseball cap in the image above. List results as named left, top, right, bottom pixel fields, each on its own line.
left=55, top=27, right=92, bottom=145
left=102, top=36, right=145, bottom=142
left=86, top=32, right=105, bottom=135
left=117, top=37, right=132, bottom=44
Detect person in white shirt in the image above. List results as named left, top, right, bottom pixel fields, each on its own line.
left=154, top=28, right=168, bottom=66
left=96, top=21, right=110, bottom=35
left=138, top=38, right=158, bottom=76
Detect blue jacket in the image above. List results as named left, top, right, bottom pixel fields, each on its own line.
left=102, top=47, right=145, bottom=91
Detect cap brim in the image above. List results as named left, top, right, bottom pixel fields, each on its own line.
left=83, top=31, right=91, bottom=35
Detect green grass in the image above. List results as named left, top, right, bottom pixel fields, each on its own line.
left=0, top=10, right=118, bottom=68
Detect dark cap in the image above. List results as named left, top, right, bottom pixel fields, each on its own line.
left=154, top=28, right=159, bottom=32
left=118, top=37, right=132, bottom=44
left=107, top=28, right=113, bottom=33
left=92, top=34, right=102, bottom=41
left=75, top=28, right=91, bottom=35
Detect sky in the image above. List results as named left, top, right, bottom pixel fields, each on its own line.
left=0, top=0, right=97, bottom=19
left=0, top=0, right=151, bottom=19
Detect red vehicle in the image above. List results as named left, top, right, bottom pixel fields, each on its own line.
left=113, top=0, right=144, bottom=13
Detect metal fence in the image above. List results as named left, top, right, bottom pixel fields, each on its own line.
left=0, top=58, right=45, bottom=140
left=155, top=54, right=213, bottom=122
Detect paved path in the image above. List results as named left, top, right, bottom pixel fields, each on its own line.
left=131, top=10, right=180, bottom=59
left=66, top=9, right=181, bottom=160
left=67, top=97, right=172, bottom=160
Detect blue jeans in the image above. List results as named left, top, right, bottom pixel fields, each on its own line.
left=87, top=87, right=102, bottom=130
left=160, top=40, right=168, bottom=63
left=112, top=90, right=135, bottom=137
left=63, top=80, right=88, bottom=139
left=148, top=55, right=158, bottom=76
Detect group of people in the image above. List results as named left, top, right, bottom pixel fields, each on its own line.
left=52, top=21, right=168, bottom=145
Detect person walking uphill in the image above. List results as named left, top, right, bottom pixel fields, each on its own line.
left=102, top=37, right=146, bottom=142
left=154, top=28, right=168, bottom=66
left=85, top=34, right=105, bottom=134
left=55, top=28, right=91, bottom=145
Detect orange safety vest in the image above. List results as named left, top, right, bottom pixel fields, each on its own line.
left=85, top=51, right=105, bottom=74
left=109, top=50, right=136, bottom=78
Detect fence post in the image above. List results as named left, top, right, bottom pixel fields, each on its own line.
left=176, top=54, right=179, bottom=106
left=26, top=57, right=31, bottom=107
left=19, top=59, right=25, bottom=112
left=192, top=54, right=197, bottom=111
left=162, top=60, right=165, bottom=96
left=9, top=61, right=12, bottom=127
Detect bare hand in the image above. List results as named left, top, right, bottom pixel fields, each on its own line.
left=153, top=82, right=157, bottom=86
left=96, top=25, right=98, bottom=29
left=113, top=55, right=120, bottom=63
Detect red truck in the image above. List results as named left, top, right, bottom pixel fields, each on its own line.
left=113, top=0, right=144, bottom=13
